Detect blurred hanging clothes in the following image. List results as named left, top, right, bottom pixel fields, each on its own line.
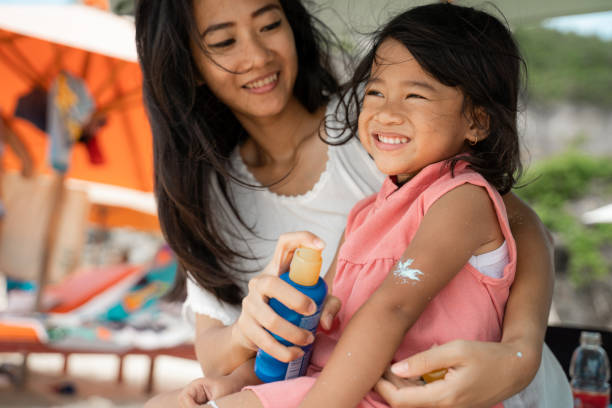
left=14, top=87, right=47, bottom=132
left=80, top=116, right=107, bottom=165
left=47, top=71, right=95, bottom=173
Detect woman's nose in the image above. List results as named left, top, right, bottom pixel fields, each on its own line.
left=238, top=36, right=273, bottom=72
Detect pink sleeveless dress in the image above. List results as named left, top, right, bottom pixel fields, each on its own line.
left=245, top=160, right=516, bottom=408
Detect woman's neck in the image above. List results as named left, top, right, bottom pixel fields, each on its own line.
left=236, top=97, right=326, bottom=168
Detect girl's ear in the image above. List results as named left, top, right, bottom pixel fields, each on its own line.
left=466, top=106, right=490, bottom=145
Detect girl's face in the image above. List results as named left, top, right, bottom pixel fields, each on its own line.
left=358, top=38, right=477, bottom=183
left=192, top=0, right=298, bottom=120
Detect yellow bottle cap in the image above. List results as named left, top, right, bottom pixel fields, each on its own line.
left=422, top=368, right=448, bottom=383
left=289, top=247, right=322, bottom=286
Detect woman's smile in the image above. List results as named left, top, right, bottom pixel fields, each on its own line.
left=243, top=71, right=280, bottom=93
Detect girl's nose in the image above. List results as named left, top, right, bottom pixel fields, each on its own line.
left=374, top=105, right=404, bottom=125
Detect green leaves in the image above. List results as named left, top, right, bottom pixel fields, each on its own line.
left=517, top=151, right=612, bottom=284
left=515, top=27, right=612, bottom=107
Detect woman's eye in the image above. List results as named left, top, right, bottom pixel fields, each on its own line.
left=262, top=20, right=282, bottom=32
left=366, top=89, right=383, bottom=97
left=209, top=38, right=235, bottom=48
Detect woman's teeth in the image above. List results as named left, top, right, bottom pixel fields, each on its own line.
left=378, top=135, right=409, bottom=144
left=245, top=73, right=278, bottom=89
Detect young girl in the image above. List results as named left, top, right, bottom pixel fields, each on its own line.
left=194, top=3, right=547, bottom=407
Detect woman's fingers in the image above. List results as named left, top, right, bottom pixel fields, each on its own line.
left=391, top=340, right=466, bottom=378
left=238, top=278, right=314, bottom=361
left=382, top=365, right=423, bottom=388
left=375, top=377, right=451, bottom=408
left=266, top=231, right=325, bottom=276
left=380, top=340, right=515, bottom=408
left=320, top=295, right=341, bottom=330
left=242, top=292, right=314, bottom=347
left=248, top=274, right=316, bottom=316
left=239, top=311, right=304, bottom=362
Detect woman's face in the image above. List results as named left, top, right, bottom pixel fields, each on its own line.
left=192, top=0, right=298, bottom=120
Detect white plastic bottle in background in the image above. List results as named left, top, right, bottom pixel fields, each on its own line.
left=569, top=331, right=610, bottom=408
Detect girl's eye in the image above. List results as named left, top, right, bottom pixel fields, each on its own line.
left=209, top=38, right=235, bottom=48
left=262, top=20, right=282, bottom=32
left=406, top=93, right=426, bottom=100
left=366, top=89, right=383, bottom=97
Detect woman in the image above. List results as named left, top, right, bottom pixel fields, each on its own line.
left=135, top=0, right=570, bottom=406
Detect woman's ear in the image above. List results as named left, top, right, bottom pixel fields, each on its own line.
left=466, top=106, right=490, bottom=145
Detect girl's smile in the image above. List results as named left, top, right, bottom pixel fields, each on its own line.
left=358, top=38, right=478, bottom=183
left=371, top=131, right=411, bottom=151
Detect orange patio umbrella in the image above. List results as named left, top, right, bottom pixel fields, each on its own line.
left=0, top=4, right=153, bottom=193
left=0, top=4, right=157, bottom=308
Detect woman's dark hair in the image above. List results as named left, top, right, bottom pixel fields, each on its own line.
left=135, top=0, right=339, bottom=303
left=334, top=2, right=524, bottom=194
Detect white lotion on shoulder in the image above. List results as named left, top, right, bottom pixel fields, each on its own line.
left=208, top=401, right=220, bottom=408
left=394, top=259, right=424, bottom=283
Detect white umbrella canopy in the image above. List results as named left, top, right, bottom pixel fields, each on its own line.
left=0, top=2, right=136, bottom=62
left=315, top=0, right=612, bottom=42
left=3, top=0, right=609, bottom=61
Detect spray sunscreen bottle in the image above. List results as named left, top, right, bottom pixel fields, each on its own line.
left=254, top=247, right=328, bottom=382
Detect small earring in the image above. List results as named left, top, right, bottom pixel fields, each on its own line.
left=469, top=136, right=478, bottom=146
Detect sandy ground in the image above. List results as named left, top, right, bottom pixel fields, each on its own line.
left=0, top=352, right=202, bottom=407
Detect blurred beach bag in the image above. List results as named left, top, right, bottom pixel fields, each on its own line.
left=0, top=171, right=90, bottom=283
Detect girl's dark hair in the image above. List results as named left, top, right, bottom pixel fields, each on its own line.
left=334, top=2, right=524, bottom=194
left=135, top=0, right=339, bottom=304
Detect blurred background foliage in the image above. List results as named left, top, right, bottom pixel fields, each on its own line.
left=515, top=27, right=612, bottom=106
left=517, top=151, right=612, bottom=285
left=511, top=25, right=612, bottom=287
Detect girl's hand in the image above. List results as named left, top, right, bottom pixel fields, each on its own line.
left=232, top=231, right=326, bottom=363
left=375, top=340, right=532, bottom=408
left=178, top=375, right=241, bottom=408
left=178, top=378, right=214, bottom=408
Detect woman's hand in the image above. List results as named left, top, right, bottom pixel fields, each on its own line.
left=320, top=294, right=342, bottom=331
left=232, top=231, right=326, bottom=363
left=375, top=340, right=536, bottom=408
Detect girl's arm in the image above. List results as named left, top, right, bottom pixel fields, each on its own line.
left=145, top=359, right=260, bottom=408
left=299, top=184, right=501, bottom=408
left=375, top=192, right=554, bottom=408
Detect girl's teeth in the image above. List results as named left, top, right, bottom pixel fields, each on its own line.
left=246, top=74, right=278, bottom=89
left=378, top=135, right=408, bottom=144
